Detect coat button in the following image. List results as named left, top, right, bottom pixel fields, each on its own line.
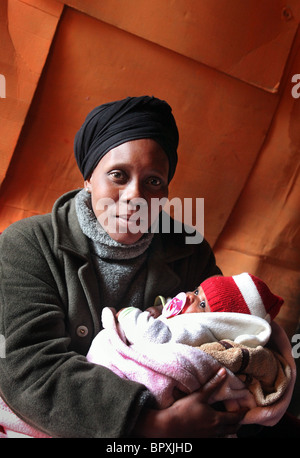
left=76, top=325, right=89, bottom=337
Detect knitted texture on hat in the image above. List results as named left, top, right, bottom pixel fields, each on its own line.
left=201, top=273, right=284, bottom=321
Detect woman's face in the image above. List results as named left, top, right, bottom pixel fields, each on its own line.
left=86, top=139, right=169, bottom=244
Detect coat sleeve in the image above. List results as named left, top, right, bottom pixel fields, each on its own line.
left=0, top=221, right=149, bottom=438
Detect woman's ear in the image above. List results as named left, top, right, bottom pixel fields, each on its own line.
left=84, top=179, right=92, bottom=193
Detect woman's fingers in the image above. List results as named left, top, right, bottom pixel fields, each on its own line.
left=195, top=367, right=248, bottom=436
left=198, top=367, right=227, bottom=401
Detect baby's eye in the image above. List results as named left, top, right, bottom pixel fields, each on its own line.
left=194, top=288, right=199, bottom=295
left=200, top=300, right=206, bottom=309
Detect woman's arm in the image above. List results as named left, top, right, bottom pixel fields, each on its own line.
left=0, top=221, right=148, bottom=438
left=133, top=368, right=247, bottom=438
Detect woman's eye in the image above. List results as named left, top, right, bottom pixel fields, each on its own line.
left=109, top=170, right=126, bottom=181
left=146, top=177, right=162, bottom=187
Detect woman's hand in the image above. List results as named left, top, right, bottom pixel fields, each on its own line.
left=134, top=368, right=247, bottom=438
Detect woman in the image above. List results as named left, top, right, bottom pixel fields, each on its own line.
left=0, top=96, right=246, bottom=437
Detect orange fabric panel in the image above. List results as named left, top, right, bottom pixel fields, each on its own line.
left=58, top=0, right=299, bottom=92
left=214, top=31, right=300, bottom=336
left=0, top=0, right=63, bottom=184
left=0, top=7, right=276, bottom=243
left=0, top=1, right=299, bottom=339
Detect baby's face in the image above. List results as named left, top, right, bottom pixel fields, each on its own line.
left=183, top=286, right=211, bottom=314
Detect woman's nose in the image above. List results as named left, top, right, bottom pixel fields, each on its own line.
left=123, top=180, right=146, bottom=203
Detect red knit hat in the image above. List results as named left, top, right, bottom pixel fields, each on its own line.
left=201, top=273, right=284, bottom=321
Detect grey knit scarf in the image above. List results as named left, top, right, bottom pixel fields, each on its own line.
left=75, top=189, right=154, bottom=311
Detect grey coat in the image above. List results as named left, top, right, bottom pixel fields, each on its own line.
left=0, top=190, right=221, bottom=437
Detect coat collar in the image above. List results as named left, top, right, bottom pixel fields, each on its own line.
left=52, top=189, right=91, bottom=260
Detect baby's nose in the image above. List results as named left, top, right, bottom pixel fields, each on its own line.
left=185, top=292, right=194, bottom=305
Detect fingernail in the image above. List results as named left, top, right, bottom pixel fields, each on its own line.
left=217, top=368, right=226, bottom=378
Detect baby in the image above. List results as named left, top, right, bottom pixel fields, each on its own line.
left=149, top=272, right=282, bottom=317
left=87, top=273, right=294, bottom=416
left=116, top=272, right=284, bottom=348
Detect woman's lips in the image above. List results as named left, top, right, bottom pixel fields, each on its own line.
left=116, top=214, right=146, bottom=232
left=117, top=214, right=141, bottom=223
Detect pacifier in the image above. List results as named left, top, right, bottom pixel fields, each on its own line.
left=162, top=292, right=187, bottom=318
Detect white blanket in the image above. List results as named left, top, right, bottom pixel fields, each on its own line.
left=87, top=308, right=296, bottom=426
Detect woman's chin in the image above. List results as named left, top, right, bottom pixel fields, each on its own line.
left=108, top=230, right=144, bottom=245
left=103, top=216, right=150, bottom=245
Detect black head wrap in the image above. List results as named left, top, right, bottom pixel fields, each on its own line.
left=74, top=96, right=179, bottom=182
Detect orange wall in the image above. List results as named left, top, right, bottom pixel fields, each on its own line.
left=0, top=0, right=300, bottom=336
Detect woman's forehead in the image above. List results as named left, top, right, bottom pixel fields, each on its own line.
left=96, top=139, right=169, bottom=173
